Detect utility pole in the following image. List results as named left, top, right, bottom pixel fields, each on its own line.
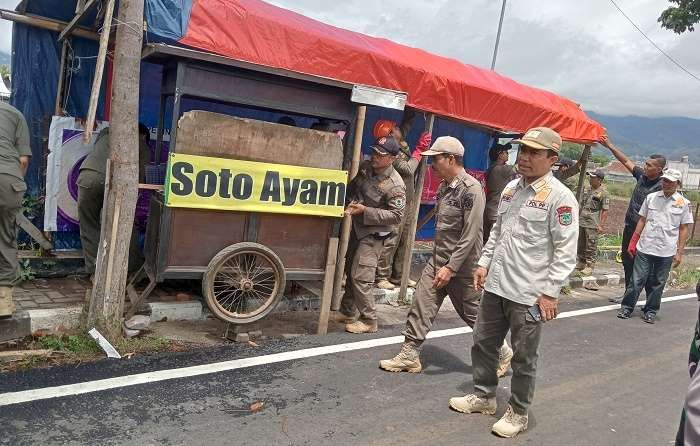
left=491, top=0, right=507, bottom=71
left=87, top=0, right=144, bottom=341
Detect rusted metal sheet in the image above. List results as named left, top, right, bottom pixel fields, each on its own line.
left=175, top=111, right=344, bottom=169
left=256, top=214, right=331, bottom=270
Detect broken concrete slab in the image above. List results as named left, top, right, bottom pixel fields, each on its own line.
left=148, top=301, right=202, bottom=322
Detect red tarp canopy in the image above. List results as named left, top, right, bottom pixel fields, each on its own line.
left=179, top=0, right=604, bottom=143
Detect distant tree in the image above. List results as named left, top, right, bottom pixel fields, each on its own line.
left=0, top=65, right=9, bottom=78
left=659, top=0, right=700, bottom=34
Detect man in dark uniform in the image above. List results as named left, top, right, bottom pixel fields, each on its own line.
left=484, top=143, right=516, bottom=243
left=379, top=136, right=512, bottom=374
left=600, top=134, right=664, bottom=303
left=77, top=124, right=150, bottom=276
left=0, top=102, right=30, bottom=318
left=339, top=136, right=406, bottom=334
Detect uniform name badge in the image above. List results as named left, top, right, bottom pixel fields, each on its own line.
left=557, top=206, right=573, bottom=226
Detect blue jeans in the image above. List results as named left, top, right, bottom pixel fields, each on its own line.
left=621, top=252, right=673, bottom=314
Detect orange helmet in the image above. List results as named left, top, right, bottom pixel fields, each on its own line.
left=373, top=119, right=396, bottom=139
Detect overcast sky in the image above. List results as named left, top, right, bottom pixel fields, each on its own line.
left=1, top=0, right=699, bottom=118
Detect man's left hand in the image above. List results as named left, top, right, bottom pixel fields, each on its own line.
left=597, top=225, right=603, bottom=232
left=536, top=294, right=558, bottom=322
left=673, top=253, right=683, bottom=268
left=345, top=202, right=366, bottom=216
left=433, top=266, right=454, bottom=289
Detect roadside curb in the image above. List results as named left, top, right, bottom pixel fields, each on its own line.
left=568, top=273, right=621, bottom=289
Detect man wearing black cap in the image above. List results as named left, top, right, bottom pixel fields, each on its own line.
left=338, top=136, right=406, bottom=334
left=577, top=169, right=609, bottom=275
left=484, top=143, right=516, bottom=243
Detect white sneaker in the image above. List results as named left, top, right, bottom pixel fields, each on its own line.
left=492, top=405, right=528, bottom=438
left=448, top=394, right=496, bottom=415
left=497, top=343, right=513, bottom=378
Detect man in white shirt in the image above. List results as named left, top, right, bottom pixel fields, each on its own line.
left=617, top=168, right=694, bottom=324
left=448, top=127, right=579, bottom=438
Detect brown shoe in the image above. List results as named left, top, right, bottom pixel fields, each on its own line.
left=0, top=286, right=16, bottom=319
left=345, top=320, right=378, bottom=334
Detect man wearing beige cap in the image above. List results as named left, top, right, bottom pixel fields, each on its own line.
left=449, top=127, right=578, bottom=438
left=617, top=168, right=693, bottom=324
left=379, top=136, right=513, bottom=376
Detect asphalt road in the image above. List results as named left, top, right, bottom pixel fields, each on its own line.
left=1, top=289, right=697, bottom=446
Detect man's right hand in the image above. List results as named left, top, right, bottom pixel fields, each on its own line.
left=473, top=266, right=488, bottom=290
left=600, top=134, right=612, bottom=149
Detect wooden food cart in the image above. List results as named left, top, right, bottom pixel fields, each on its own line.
left=128, top=44, right=406, bottom=333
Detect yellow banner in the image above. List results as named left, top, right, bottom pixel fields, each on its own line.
left=164, top=153, right=347, bottom=217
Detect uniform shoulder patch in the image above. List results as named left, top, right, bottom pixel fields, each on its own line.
left=461, top=192, right=475, bottom=210
left=556, top=206, right=573, bottom=226
left=389, top=195, right=406, bottom=210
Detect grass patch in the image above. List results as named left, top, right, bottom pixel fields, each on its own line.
left=598, top=233, right=623, bottom=248
left=669, top=265, right=700, bottom=289
left=2, top=332, right=176, bottom=373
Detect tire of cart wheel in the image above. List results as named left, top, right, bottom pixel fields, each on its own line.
left=202, top=242, right=286, bottom=324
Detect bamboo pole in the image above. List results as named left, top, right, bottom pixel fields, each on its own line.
left=82, top=0, right=115, bottom=143
left=0, top=9, right=100, bottom=41
left=331, top=105, right=366, bottom=311
left=399, top=114, right=435, bottom=302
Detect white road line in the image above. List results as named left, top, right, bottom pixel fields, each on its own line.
left=0, top=292, right=696, bottom=407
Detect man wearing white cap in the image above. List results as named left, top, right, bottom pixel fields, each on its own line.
left=379, top=136, right=512, bottom=376
left=449, top=127, right=579, bottom=438
left=617, top=168, right=693, bottom=324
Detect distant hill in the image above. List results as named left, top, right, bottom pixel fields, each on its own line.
left=0, top=50, right=10, bottom=67
left=587, top=111, right=700, bottom=165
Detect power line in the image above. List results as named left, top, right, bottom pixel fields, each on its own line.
left=608, top=0, right=700, bottom=83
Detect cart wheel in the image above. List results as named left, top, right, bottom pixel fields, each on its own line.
left=203, top=242, right=286, bottom=324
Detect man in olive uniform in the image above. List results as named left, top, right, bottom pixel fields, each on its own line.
left=375, top=112, right=430, bottom=290
left=379, top=136, right=513, bottom=375
left=0, top=102, right=31, bottom=318
left=576, top=169, right=609, bottom=275
left=77, top=124, right=150, bottom=275
left=554, top=157, right=582, bottom=192
left=339, top=136, right=406, bottom=334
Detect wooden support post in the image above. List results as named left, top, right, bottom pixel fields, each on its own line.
left=317, top=230, right=340, bottom=335
left=54, top=40, right=68, bottom=116
left=399, top=114, right=435, bottom=302
left=331, top=105, right=366, bottom=311
left=575, top=145, right=591, bottom=206
left=82, top=0, right=115, bottom=143
left=87, top=0, right=144, bottom=342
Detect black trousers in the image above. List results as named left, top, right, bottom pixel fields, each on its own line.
left=621, top=224, right=635, bottom=289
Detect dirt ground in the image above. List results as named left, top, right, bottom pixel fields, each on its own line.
left=601, top=197, right=699, bottom=242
